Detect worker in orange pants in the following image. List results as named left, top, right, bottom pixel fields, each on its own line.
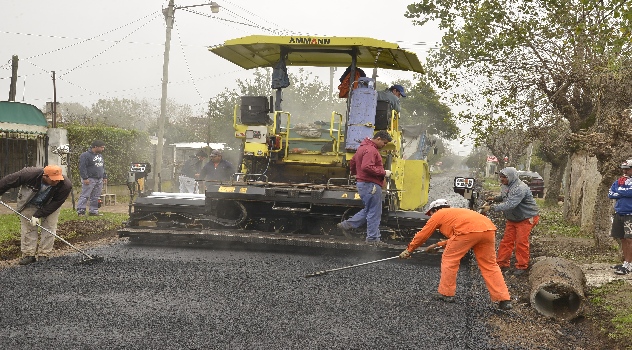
left=496, top=216, right=539, bottom=271
left=482, top=167, right=540, bottom=275
left=399, top=199, right=512, bottom=310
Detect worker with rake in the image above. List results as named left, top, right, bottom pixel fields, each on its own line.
left=399, top=199, right=513, bottom=310
left=0, top=165, right=72, bottom=265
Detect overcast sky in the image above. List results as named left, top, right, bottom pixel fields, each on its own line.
left=1, top=0, right=472, bottom=153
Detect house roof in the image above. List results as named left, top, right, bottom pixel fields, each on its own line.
left=0, top=101, right=48, bottom=134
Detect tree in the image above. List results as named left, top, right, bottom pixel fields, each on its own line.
left=91, top=98, right=157, bottom=131
left=406, top=0, right=632, bottom=244
left=398, top=77, right=459, bottom=140
left=56, top=102, right=91, bottom=124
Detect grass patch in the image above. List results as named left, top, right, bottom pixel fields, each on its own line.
left=537, top=204, right=587, bottom=239
left=0, top=208, right=128, bottom=260
left=482, top=177, right=500, bottom=192
left=588, top=280, right=632, bottom=344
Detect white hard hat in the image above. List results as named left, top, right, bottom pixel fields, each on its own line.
left=425, top=199, right=450, bottom=215
left=621, top=159, right=632, bottom=169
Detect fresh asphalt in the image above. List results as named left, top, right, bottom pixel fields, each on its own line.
left=0, top=172, right=523, bottom=349
left=0, top=240, right=521, bottom=349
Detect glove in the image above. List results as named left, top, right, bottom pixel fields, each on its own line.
left=425, top=244, right=441, bottom=253
left=619, top=177, right=628, bottom=185
left=480, top=204, right=491, bottom=214
left=30, top=216, right=41, bottom=227
left=385, top=170, right=392, bottom=178
left=399, top=249, right=412, bottom=259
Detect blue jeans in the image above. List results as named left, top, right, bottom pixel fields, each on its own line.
left=77, top=178, right=103, bottom=214
left=341, top=181, right=382, bottom=241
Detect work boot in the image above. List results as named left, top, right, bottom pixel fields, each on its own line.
left=499, top=300, right=513, bottom=310
left=77, top=211, right=85, bottom=216
left=336, top=223, right=352, bottom=238
left=38, top=256, right=49, bottom=263
left=434, top=293, right=455, bottom=303
left=615, top=265, right=631, bottom=275
left=19, top=256, right=36, bottom=265
left=88, top=212, right=103, bottom=216
left=366, top=240, right=389, bottom=248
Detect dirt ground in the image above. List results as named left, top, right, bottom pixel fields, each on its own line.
left=0, top=199, right=629, bottom=348
left=485, top=210, right=630, bottom=350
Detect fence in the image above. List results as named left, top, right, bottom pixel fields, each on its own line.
left=0, top=134, right=48, bottom=201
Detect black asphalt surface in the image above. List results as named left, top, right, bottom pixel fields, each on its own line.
left=0, top=172, right=521, bottom=349
left=0, top=241, right=517, bottom=349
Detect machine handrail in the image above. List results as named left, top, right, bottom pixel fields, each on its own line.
left=330, top=111, right=343, bottom=154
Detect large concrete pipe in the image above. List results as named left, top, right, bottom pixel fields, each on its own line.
left=528, top=257, right=586, bottom=321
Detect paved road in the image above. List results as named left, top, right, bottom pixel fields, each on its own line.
left=0, top=172, right=521, bottom=349
left=0, top=240, right=514, bottom=349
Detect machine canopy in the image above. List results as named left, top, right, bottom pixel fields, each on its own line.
left=209, top=35, right=425, bottom=73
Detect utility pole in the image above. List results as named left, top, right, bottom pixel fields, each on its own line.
left=52, top=71, right=57, bottom=128
left=155, top=0, right=175, bottom=191
left=8, top=55, right=18, bottom=101
left=154, top=1, right=220, bottom=191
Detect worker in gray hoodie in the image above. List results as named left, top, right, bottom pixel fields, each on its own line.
left=481, top=167, right=539, bottom=276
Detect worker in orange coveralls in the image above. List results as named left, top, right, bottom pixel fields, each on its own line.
left=399, top=199, right=513, bottom=310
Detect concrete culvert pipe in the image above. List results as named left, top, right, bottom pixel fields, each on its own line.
left=528, top=257, right=586, bottom=321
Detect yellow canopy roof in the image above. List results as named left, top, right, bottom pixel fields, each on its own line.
left=209, top=35, right=424, bottom=73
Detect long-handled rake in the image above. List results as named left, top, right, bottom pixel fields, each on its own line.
left=0, top=201, right=104, bottom=264
left=304, top=246, right=439, bottom=278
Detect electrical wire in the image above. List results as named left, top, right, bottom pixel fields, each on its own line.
left=22, top=11, right=161, bottom=61
left=0, top=30, right=165, bottom=47
left=174, top=19, right=205, bottom=102
left=60, top=14, right=161, bottom=77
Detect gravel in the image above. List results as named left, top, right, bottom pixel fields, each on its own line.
left=0, top=172, right=522, bottom=349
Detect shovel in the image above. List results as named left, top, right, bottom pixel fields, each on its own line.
left=0, top=201, right=104, bottom=264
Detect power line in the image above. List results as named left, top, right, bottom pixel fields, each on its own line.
left=60, top=14, right=161, bottom=77
left=174, top=19, right=205, bottom=103
left=0, top=30, right=164, bottom=47
left=23, top=11, right=161, bottom=61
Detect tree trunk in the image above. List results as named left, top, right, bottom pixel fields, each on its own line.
left=592, top=178, right=615, bottom=247
left=544, top=156, right=567, bottom=205
left=562, top=152, right=601, bottom=229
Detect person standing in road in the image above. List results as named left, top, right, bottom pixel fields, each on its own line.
left=609, top=159, right=632, bottom=275
left=481, top=167, right=540, bottom=276
left=77, top=140, right=107, bottom=216
left=179, top=149, right=208, bottom=193
left=0, top=165, right=72, bottom=265
left=377, top=84, right=406, bottom=113
left=337, top=130, right=392, bottom=243
left=399, top=199, right=513, bottom=310
left=201, top=149, right=234, bottom=182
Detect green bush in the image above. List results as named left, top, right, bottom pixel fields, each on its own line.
left=66, top=125, right=152, bottom=186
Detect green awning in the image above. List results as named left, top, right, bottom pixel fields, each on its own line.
left=0, top=101, right=47, bottom=125
left=0, top=101, right=48, bottom=134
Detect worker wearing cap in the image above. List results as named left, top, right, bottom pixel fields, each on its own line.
left=399, top=199, right=512, bottom=310
left=201, top=149, right=235, bottom=182
left=179, top=149, right=208, bottom=193
left=0, top=165, right=72, bottom=265
left=377, top=84, right=406, bottom=113
left=77, top=140, right=107, bottom=216
left=481, top=167, right=539, bottom=275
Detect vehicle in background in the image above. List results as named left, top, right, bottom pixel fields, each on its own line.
left=517, top=171, right=545, bottom=198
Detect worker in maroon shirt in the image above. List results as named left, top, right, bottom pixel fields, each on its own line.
left=337, top=130, right=392, bottom=243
